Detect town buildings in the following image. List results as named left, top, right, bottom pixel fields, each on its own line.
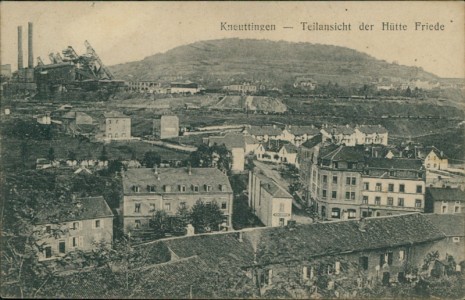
left=321, top=124, right=388, bottom=146
left=425, top=187, right=464, bottom=214
left=423, top=146, right=449, bottom=170
left=121, top=167, right=233, bottom=233
left=97, top=111, right=131, bottom=141
left=248, top=170, right=293, bottom=227
left=35, top=196, right=114, bottom=261
left=127, top=81, right=167, bottom=93
left=170, top=81, right=200, bottom=94
left=293, top=76, right=317, bottom=90
left=254, top=140, right=298, bottom=166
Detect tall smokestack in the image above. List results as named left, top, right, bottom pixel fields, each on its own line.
left=28, top=22, right=33, bottom=68
left=17, top=26, right=23, bottom=70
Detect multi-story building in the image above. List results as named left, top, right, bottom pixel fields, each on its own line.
left=254, top=141, right=298, bottom=166
left=355, top=125, right=388, bottom=146
left=248, top=171, right=293, bottom=227
left=35, top=196, right=114, bottom=261
left=361, top=158, right=425, bottom=217
left=127, top=81, right=167, bottom=93
left=425, top=187, right=464, bottom=214
left=321, top=124, right=388, bottom=146
left=312, top=145, right=366, bottom=220
left=153, top=115, right=179, bottom=139
left=242, top=125, right=283, bottom=143
left=169, top=81, right=200, bottom=94
left=222, top=82, right=257, bottom=94
left=98, top=111, right=131, bottom=141
left=121, top=167, right=233, bottom=233
left=283, top=125, right=321, bottom=146
left=423, top=146, right=448, bottom=170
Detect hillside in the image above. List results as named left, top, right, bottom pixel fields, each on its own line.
left=110, top=38, right=439, bottom=87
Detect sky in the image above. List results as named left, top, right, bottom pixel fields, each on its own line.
left=1, top=1, right=464, bottom=78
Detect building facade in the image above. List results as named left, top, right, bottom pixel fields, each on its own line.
left=248, top=171, right=293, bottom=227
left=121, top=167, right=233, bottom=233
left=153, top=115, right=179, bottom=139
left=99, top=111, right=131, bottom=141
left=425, top=187, right=464, bottom=214
left=35, top=196, right=114, bottom=261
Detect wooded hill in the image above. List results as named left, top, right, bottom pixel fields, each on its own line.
left=109, top=38, right=440, bottom=87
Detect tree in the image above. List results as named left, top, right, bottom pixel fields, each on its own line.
left=67, top=150, right=77, bottom=161
left=189, top=144, right=212, bottom=168
left=20, top=141, right=30, bottom=167
left=100, top=146, right=109, bottom=161
left=149, top=210, right=171, bottom=237
left=189, top=144, right=232, bottom=173
left=47, top=147, right=55, bottom=162
left=191, top=200, right=224, bottom=233
left=142, top=151, right=161, bottom=168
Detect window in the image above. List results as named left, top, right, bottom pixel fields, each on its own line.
left=375, top=183, right=382, bottom=192
left=375, top=197, right=381, bottom=205
left=149, top=203, right=156, bottom=212
left=222, top=202, right=228, bottom=210
left=415, top=199, right=422, bottom=208
left=346, top=177, right=351, bottom=185
left=351, top=177, right=357, bottom=185
left=348, top=209, right=357, bottom=219
left=205, top=185, right=212, bottom=192
left=135, top=220, right=141, bottom=229
left=164, top=185, right=171, bottom=192
left=442, top=205, right=447, bottom=213
left=380, top=252, right=393, bottom=266
left=71, top=237, right=78, bottom=247
left=399, top=250, right=405, bottom=261
left=399, top=184, right=405, bottom=193
left=359, top=256, right=369, bottom=270
left=345, top=192, right=350, bottom=200
left=133, top=185, right=140, bottom=193
left=332, top=176, right=338, bottom=184
left=149, top=185, right=156, bottom=192
left=220, top=184, right=227, bottom=192
left=332, top=191, right=337, bottom=199
left=363, top=182, right=369, bottom=190
left=95, top=220, right=101, bottom=228
left=322, top=175, right=328, bottom=184
left=179, top=185, right=186, bottom=192
left=452, top=237, right=460, bottom=243
left=134, top=203, right=141, bottom=213
left=362, top=196, right=368, bottom=204
left=335, top=261, right=341, bottom=275
left=398, top=198, right=404, bottom=207
left=45, top=225, right=52, bottom=234
left=388, top=184, right=394, bottom=192
left=331, top=208, right=341, bottom=219
left=44, top=246, right=52, bottom=259
left=164, top=203, right=171, bottom=211
left=455, top=206, right=460, bottom=213
left=416, top=185, right=422, bottom=194
left=59, top=241, right=66, bottom=254
left=322, top=190, right=327, bottom=198
left=303, top=266, right=314, bottom=280
left=72, top=222, right=80, bottom=230
left=387, top=197, right=394, bottom=206
left=351, top=192, right=356, bottom=200
left=260, top=269, right=273, bottom=287
left=193, top=185, right=199, bottom=192
left=389, top=171, right=395, bottom=177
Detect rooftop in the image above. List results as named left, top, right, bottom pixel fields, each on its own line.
left=35, top=196, right=113, bottom=225
left=426, top=187, right=465, bottom=202
left=423, top=213, right=465, bottom=237
left=122, top=167, right=232, bottom=194
left=254, top=172, right=293, bottom=199
left=208, top=133, right=257, bottom=150
left=246, top=125, right=283, bottom=136
left=322, top=125, right=356, bottom=135
left=103, top=111, right=129, bottom=118
left=357, top=124, right=388, bottom=134
left=366, top=157, right=424, bottom=170
left=320, top=145, right=366, bottom=162
left=301, top=134, right=323, bottom=149
left=286, top=125, right=320, bottom=136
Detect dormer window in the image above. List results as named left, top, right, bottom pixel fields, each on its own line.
left=219, top=184, right=227, bottom=192
left=133, top=185, right=140, bottom=193
left=205, top=185, right=212, bottom=192
left=179, top=185, right=187, bottom=192
left=148, top=185, right=156, bottom=192
left=193, top=185, right=199, bottom=192
left=164, top=185, right=171, bottom=193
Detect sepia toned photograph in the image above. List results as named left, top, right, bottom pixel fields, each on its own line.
left=1, top=1, right=464, bottom=298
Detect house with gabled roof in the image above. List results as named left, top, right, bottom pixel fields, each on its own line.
left=425, top=187, right=464, bottom=214
left=254, top=140, right=298, bottom=166
left=248, top=171, right=293, bottom=227
left=121, top=167, right=233, bottom=233
left=423, top=146, right=448, bottom=170
left=34, top=196, right=114, bottom=261
left=96, top=111, right=131, bottom=142
left=242, top=125, right=283, bottom=143
left=355, top=125, right=389, bottom=146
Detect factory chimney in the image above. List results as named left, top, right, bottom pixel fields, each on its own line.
left=17, top=26, right=23, bottom=70
left=28, top=22, right=33, bottom=68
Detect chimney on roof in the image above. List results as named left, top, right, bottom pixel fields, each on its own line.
left=188, top=164, right=192, bottom=175
left=358, top=218, right=367, bottom=232
left=153, top=165, right=158, bottom=175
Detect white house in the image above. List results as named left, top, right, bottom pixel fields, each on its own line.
left=248, top=171, right=293, bottom=227
left=424, top=146, right=448, bottom=170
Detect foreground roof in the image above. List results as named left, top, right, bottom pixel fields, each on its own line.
left=254, top=172, right=293, bottom=199
left=320, top=145, right=366, bottom=162
left=366, top=157, right=424, bottom=170
left=122, top=167, right=232, bottom=194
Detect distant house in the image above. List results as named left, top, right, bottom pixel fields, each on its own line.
left=321, top=124, right=388, bottom=146
left=205, top=133, right=259, bottom=172
left=36, top=158, right=59, bottom=170
left=293, top=76, right=317, bottom=90
left=97, top=111, right=131, bottom=141
left=425, top=187, right=464, bottom=214
left=355, top=125, right=388, bottom=146
left=153, top=115, right=179, bottom=139
left=60, top=111, right=94, bottom=136
left=242, top=125, right=283, bottom=143
left=34, top=196, right=114, bottom=261
left=282, top=125, right=320, bottom=146
left=121, top=167, right=233, bottom=233
left=223, top=82, right=257, bottom=94
left=254, top=140, right=298, bottom=165
left=248, top=171, right=293, bottom=227
left=423, top=146, right=448, bottom=170
left=36, top=113, right=51, bottom=125
left=169, top=81, right=200, bottom=94
left=127, top=81, right=167, bottom=94
left=321, top=125, right=357, bottom=146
